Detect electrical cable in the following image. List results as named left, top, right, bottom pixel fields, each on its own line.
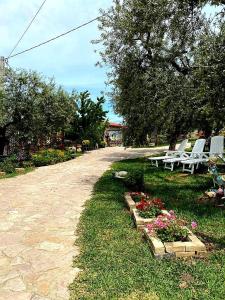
left=8, top=15, right=102, bottom=59
left=7, top=0, right=47, bottom=58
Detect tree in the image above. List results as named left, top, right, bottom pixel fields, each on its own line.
left=0, top=68, right=75, bottom=155
left=68, top=91, right=108, bottom=147
left=95, top=0, right=207, bottom=147
left=95, top=0, right=225, bottom=148
left=193, top=20, right=225, bottom=135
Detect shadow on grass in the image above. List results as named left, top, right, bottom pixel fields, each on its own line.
left=71, top=157, right=225, bottom=300
left=197, top=231, right=225, bottom=250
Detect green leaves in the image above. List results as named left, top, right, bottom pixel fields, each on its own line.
left=68, top=90, right=108, bottom=146
left=0, top=68, right=76, bottom=154
left=96, top=0, right=225, bottom=146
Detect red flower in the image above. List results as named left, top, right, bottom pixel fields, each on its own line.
left=136, top=200, right=150, bottom=211
left=151, top=198, right=165, bottom=210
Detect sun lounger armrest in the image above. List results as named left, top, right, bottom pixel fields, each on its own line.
left=181, top=152, right=205, bottom=159
left=188, top=152, right=206, bottom=159
left=163, top=150, right=180, bottom=156
left=181, top=152, right=192, bottom=158
left=163, top=150, right=177, bottom=154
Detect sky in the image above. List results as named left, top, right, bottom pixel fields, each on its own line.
left=0, top=0, right=122, bottom=123
left=0, top=1, right=220, bottom=124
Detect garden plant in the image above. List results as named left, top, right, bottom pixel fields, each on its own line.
left=70, top=158, right=225, bottom=300
left=136, top=198, right=165, bottom=219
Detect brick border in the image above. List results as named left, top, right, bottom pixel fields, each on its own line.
left=124, top=192, right=139, bottom=210
left=15, top=167, right=25, bottom=174
left=144, top=227, right=207, bottom=258
left=132, top=209, right=169, bottom=230
left=132, top=208, right=155, bottom=230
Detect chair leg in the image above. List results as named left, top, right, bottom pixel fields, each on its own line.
left=151, top=160, right=159, bottom=167
left=164, top=162, right=174, bottom=171
left=183, top=163, right=194, bottom=174
left=164, top=162, right=169, bottom=170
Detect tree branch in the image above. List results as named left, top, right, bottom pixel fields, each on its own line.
left=170, top=60, right=190, bottom=75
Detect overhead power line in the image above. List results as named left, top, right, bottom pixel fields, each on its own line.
left=8, top=0, right=47, bottom=58
left=8, top=15, right=102, bottom=59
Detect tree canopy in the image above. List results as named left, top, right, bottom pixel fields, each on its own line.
left=66, top=91, right=108, bottom=147
left=0, top=67, right=109, bottom=156
left=95, top=0, right=225, bottom=147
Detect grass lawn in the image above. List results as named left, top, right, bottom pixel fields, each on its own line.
left=0, top=166, right=35, bottom=179
left=70, top=158, right=225, bottom=300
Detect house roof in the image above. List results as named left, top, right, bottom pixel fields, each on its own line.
left=108, top=122, right=126, bottom=128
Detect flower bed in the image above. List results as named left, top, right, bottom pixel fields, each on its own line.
left=124, top=192, right=148, bottom=210
left=144, top=212, right=207, bottom=258
left=132, top=197, right=169, bottom=230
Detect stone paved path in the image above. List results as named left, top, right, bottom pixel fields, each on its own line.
left=0, top=146, right=165, bottom=300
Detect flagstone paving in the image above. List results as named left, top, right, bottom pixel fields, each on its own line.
left=0, top=146, right=165, bottom=300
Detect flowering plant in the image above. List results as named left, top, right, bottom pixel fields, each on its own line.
left=146, top=211, right=197, bottom=242
left=136, top=198, right=165, bottom=218
left=129, top=192, right=149, bottom=203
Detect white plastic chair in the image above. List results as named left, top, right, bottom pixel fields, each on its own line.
left=163, top=139, right=206, bottom=172
left=182, top=136, right=224, bottom=174
left=148, top=139, right=188, bottom=167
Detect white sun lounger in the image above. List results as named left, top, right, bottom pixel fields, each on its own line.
left=148, top=139, right=188, bottom=167
left=181, top=136, right=224, bottom=174
left=163, top=139, right=206, bottom=171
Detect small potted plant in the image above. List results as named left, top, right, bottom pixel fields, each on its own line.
left=144, top=211, right=206, bottom=258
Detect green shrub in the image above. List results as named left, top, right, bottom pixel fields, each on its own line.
left=65, top=149, right=76, bottom=159
left=0, top=155, right=18, bottom=173
left=31, top=148, right=76, bottom=167
left=22, top=160, right=34, bottom=168
left=99, top=140, right=106, bottom=148
left=122, top=169, right=144, bottom=191
left=82, top=140, right=90, bottom=146
left=31, top=154, right=51, bottom=167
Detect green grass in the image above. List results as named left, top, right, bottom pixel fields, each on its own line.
left=0, top=167, right=35, bottom=179
left=70, top=158, right=225, bottom=300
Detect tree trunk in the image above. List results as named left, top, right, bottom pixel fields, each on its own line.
left=0, top=127, right=7, bottom=155
left=155, top=133, right=158, bottom=146
left=204, top=128, right=212, bottom=138
left=168, top=133, right=178, bottom=150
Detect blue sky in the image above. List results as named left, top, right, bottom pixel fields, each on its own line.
left=0, top=0, right=122, bottom=123
left=0, top=1, right=220, bottom=123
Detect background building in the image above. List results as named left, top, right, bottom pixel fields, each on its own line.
left=105, top=122, right=126, bottom=146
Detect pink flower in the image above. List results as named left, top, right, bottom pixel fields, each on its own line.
left=191, top=221, right=198, bottom=229
left=154, top=218, right=168, bottom=229
left=147, top=223, right=154, bottom=233
left=167, top=210, right=176, bottom=220
left=168, top=210, right=175, bottom=216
